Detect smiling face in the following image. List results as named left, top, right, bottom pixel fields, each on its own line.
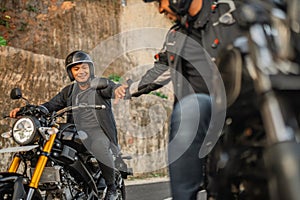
left=71, top=63, right=91, bottom=84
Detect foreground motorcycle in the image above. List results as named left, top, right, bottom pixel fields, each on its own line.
left=204, top=0, right=300, bottom=199
left=0, top=87, right=132, bottom=200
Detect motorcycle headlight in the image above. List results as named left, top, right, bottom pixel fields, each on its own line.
left=12, top=117, right=39, bottom=145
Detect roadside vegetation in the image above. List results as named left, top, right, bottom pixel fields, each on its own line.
left=0, top=36, right=6, bottom=46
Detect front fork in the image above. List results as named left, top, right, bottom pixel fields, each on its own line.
left=8, top=155, right=21, bottom=173
left=8, top=133, right=57, bottom=200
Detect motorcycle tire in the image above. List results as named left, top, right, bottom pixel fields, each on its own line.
left=0, top=182, right=14, bottom=200
left=115, top=171, right=126, bottom=200
left=116, top=180, right=126, bottom=200
left=0, top=182, right=42, bottom=200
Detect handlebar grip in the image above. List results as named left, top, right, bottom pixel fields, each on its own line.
left=95, top=105, right=106, bottom=109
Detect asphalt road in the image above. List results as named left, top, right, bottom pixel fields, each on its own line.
left=126, top=180, right=171, bottom=200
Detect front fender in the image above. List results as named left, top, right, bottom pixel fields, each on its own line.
left=0, top=172, right=42, bottom=200
left=0, top=172, right=23, bottom=183
left=0, top=172, right=26, bottom=200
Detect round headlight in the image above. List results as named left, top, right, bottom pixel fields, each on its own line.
left=12, top=117, right=39, bottom=145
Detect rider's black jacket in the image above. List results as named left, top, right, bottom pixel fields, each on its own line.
left=130, top=0, right=214, bottom=103
left=42, top=78, right=119, bottom=146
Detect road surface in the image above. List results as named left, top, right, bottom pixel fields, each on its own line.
left=125, top=178, right=171, bottom=200
left=125, top=178, right=207, bottom=200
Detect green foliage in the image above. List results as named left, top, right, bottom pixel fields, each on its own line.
left=108, top=74, right=122, bottom=83
left=0, top=7, right=7, bottom=13
left=0, top=15, right=10, bottom=28
left=26, top=5, right=38, bottom=12
left=150, top=91, right=168, bottom=99
left=0, top=36, right=7, bottom=46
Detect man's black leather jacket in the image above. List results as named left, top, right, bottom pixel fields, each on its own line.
left=42, top=78, right=120, bottom=146
left=130, top=0, right=215, bottom=103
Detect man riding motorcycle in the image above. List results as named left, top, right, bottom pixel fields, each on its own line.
left=10, top=50, right=127, bottom=200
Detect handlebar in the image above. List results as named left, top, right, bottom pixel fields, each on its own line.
left=54, top=104, right=106, bottom=117
left=3, top=104, right=106, bottom=120
left=2, top=115, right=10, bottom=119
left=2, top=104, right=46, bottom=119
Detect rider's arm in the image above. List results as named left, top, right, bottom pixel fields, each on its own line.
left=9, top=85, right=70, bottom=118
left=130, top=52, right=171, bottom=97
left=98, top=78, right=122, bottom=99
left=41, top=85, right=70, bottom=112
left=9, top=108, right=21, bottom=118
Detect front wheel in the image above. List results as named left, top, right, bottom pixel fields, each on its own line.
left=0, top=182, right=42, bottom=200
left=0, top=182, right=14, bottom=199
left=115, top=171, right=126, bottom=200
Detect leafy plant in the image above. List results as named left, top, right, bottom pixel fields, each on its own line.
left=26, top=5, right=38, bottom=12
left=150, top=91, right=168, bottom=99
left=0, top=36, right=7, bottom=46
left=108, top=74, right=122, bottom=83
left=0, top=16, right=10, bottom=28
left=0, top=7, right=7, bottom=13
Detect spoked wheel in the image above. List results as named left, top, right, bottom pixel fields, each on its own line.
left=115, top=171, right=126, bottom=200
left=116, top=181, right=125, bottom=200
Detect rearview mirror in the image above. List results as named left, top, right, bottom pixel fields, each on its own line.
left=10, top=88, right=22, bottom=100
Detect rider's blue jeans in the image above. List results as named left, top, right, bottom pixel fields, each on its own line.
left=168, top=94, right=211, bottom=200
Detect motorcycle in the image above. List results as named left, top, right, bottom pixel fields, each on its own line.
left=204, top=0, right=300, bottom=199
left=0, top=86, right=132, bottom=200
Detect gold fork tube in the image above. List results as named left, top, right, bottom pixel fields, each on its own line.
left=8, top=154, right=21, bottom=173
left=29, top=133, right=57, bottom=188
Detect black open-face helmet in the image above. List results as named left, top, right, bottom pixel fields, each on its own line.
left=65, top=50, right=95, bottom=81
left=143, top=0, right=193, bottom=16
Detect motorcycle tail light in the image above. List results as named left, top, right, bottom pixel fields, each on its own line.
left=12, top=117, right=39, bottom=145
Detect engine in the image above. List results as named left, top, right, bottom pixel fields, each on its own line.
left=27, top=164, right=87, bottom=199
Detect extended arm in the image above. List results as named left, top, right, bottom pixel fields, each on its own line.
left=130, top=51, right=171, bottom=97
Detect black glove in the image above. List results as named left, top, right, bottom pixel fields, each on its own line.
left=124, top=79, right=133, bottom=99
